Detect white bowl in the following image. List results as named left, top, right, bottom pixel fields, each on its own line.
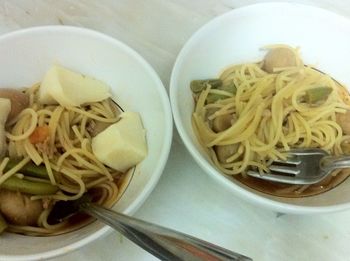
left=170, top=3, right=350, bottom=215
left=0, top=26, right=173, bottom=260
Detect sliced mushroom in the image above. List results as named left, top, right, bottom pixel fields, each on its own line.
left=87, top=120, right=113, bottom=137
left=87, top=99, right=121, bottom=137
left=215, top=144, right=240, bottom=163
left=262, top=47, right=297, bottom=73
left=0, top=89, right=29, bottom=121
left=0, top=189, right=43, bottom=226
left=212, top=114, right=236, bottom=132
left=336, top=111, right=350, bottom=135
left=341, top=140, right=350, bottom=154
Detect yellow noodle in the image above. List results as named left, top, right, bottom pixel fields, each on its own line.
left=57, top=148, right=112, bottom=180
left=67, top=106, right=118, bottom=122
left=89, top=104, right=113, bottom=118
left=192, top=47, right=350, bottom=177
left=24, top=141, right=43, bottom=165
left=85, top=176, right=110, bottom=189
left=49, top=106, right=64, bottom=149
left=6, top=109, right=38, bottom=141
left=0, top=157, right=30, bottom=185
left=4, top=83, right=131, bottom=236
left=80, top=115, right=88, bottom=137
left=0, top=157, right=9, bottom=174
left=72, top=125, right=84, bottom=144
left=43, top=153, right=56, bottom=185
left=39, top=208, right=68, bottom=230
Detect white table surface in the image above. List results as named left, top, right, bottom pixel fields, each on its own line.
left=1, top=1, right=350, bottom=260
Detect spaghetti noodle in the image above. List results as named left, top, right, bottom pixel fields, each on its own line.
left=0, top=84, right=128, bottom=235
left=191, top=45, right=350, bottom=197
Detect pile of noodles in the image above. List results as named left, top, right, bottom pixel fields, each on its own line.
left=192, top=46, right=350, bottom=182
left=1, top=84, right=127, bottom=235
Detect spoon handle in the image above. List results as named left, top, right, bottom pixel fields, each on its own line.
left=82, top=203, right=252, bottom=261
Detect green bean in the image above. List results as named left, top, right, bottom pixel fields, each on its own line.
left=206, top=93, right=226, bottom=103
left=205, top=82, right=237, bottom=103
left=5, top=160, right=48, bottom=179
left=305, top=87, right=332, bottom=104
left=190, top=79, right=222, bottom=93
left=0, top=176, right=58, bottom=195
left=220, top=82, right=237, bottom=94
left=190, top=78, right=237, bottom=103
left=0, top=213, right=7, bottom=234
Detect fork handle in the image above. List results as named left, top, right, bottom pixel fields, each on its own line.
left=320, top=155, right=350, bottom=171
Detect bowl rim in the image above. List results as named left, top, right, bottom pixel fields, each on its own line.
left=170, top=2, right=350, bottom=215
left=0, top=25, right=173, bottom=260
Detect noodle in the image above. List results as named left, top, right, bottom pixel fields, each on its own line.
left=0, top=157, right=31, bottom=185
left=5, top=109, right=38, bottom=141
left=191, top=45, right=350, bottom=197
left=0, top=83, right=130, bottom=236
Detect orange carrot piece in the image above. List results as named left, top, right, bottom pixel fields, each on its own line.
left=29, top=126, right=50, bottom=144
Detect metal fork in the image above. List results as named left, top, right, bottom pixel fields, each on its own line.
left=247, top=148, right=350, bottom=184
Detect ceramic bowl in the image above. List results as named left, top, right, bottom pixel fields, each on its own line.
left=0, top=26, right=173, bottom=260
left=170, top=3, right=350, bottom=214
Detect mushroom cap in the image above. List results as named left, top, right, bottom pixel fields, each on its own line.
left=263, top=47, right=297, bottom=73
left=0, top=190, right=43, bottom=226
left=0, top=89, right=29, bottom=121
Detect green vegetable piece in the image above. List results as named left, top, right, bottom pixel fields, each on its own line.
left=305, top=87, right=333, bottom=104
left=206, top=82, right=237, bottom=103
left=0, top=213, right=7, bottom=234
left=0, top=176, right=58, bottom=195
left=190, top=79, right=222, bottom=93
left=5, top=160, right=48, bottom=179
left=206, top=93, right=226, bottom=103
left=220, top=82, right=237, bottom=94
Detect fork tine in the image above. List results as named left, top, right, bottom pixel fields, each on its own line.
left=247, top=170, right=303, bottom=184
left=246, top=170, right=264, bottom=178
left=269, top=164, right=300, bottom=175
left=287, top=148, right=328, bottom=156
left=272, top=158, right=301, bottom=165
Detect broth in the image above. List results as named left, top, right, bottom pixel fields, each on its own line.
left=44, top=168, right=134, bottom=236
left=234, top=169, right=350, bottom=197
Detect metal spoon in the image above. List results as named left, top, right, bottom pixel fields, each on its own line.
left=82, top=202, right=251, bottom=261
left=50, top=199, right=252, bottom=260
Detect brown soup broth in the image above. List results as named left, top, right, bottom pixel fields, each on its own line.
left=234, top=170, right=350, bottom=198
left=43, top=168, right=134, bottom=236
